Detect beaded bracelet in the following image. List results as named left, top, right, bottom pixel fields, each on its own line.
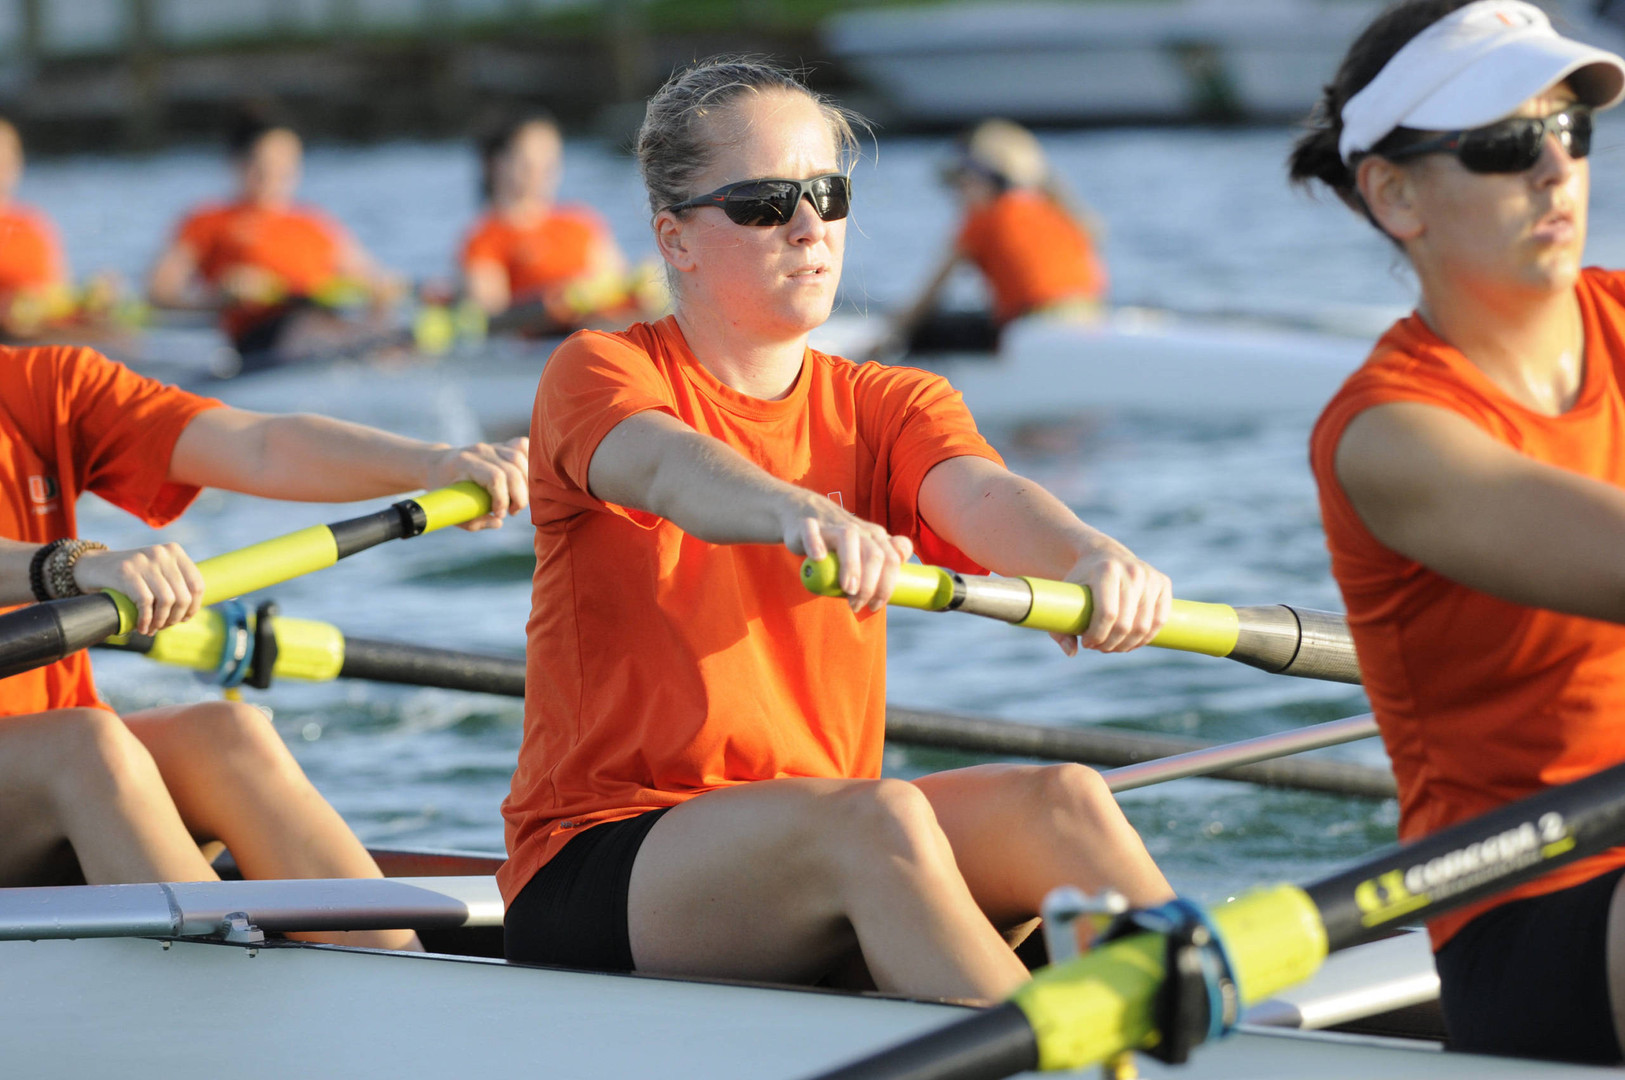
left=28, top=539, right=69, bottom=602
left=44, top=539, right=108, bottom=599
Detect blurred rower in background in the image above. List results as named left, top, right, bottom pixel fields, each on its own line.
left=461, top=114, right=663, bottom=336
left=874, top=119, right=1108, bottom=360
left=0, top=118, right=134, bottom=341
left=147, top=104, right=406, bottom=371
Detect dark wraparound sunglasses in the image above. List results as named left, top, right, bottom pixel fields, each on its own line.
left=1382, top=106, right=1592, bottom=174
left=665, top=174, right=851, bottom=226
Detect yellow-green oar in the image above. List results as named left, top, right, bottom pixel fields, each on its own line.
left=102, top=601, right=525, bottom=696
left=0, top=483, right=491, bottom=682
left=809, top=759, right=1625, bottom=1079
left=800, top=555, right=1360, bottom=684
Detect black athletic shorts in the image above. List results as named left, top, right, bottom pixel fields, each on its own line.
left=503, top=807, right=670, bottom=971
left=1435, top=865, right=1625, bottom=1064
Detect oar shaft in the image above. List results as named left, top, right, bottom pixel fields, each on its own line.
left=0, top=483, right=489, bottom=681
left=800, top=556, right=1360, bottom=684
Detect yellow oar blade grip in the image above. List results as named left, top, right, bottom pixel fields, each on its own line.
left=193, top=482, right=491, bottom=606
left=799, top=556, right=958, bottom=611
left=414, top=481, right=493, bottom=533
left=1011, top=884, right=1327, bottom=1071
left=800, top=554, right=1243, bottom=659
left=102, top=590, right=139, bottom=637
left=129, top=609, right=345, bottom=683
left=198, top=525, right=338, bottom=608
left=1017, top=576, right=1240, bottom=657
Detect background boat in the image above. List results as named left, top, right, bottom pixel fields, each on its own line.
left=825, top=0, right=1625, bottom=127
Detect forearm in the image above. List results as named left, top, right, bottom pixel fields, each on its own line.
left=0, top=539, right=43, bottom=605
left=171, top=411, right=444, bottom=502
left=920, top=457, right=1120, bottom=579
left=637, top=429, right=819, bottom=544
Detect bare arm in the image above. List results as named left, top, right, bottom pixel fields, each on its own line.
left=333, top=239, right=406, bottom=313
left=1337, top=401, right=1625, bottom=619
left=587, top=410, right=911, bottom=609
left=170, top=409, right=528, bottom=529
left=147, top=241, right=215, bottom=310
left=917, top=454, right=1171, bottom=653
left=464, top=259, right=512, bottom=316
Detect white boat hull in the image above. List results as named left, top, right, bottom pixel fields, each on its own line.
left=0, top=934, right=1610, bottom=1080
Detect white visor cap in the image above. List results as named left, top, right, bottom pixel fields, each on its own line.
left=1338, top=0, right=1625, bottom=164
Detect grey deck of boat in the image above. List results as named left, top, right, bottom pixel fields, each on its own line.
left=1, top=936, right=1613, bottom=1079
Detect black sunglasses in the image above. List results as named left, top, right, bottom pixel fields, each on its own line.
left=665, top=174, right=851, bottom=226
left=1382, top=106, right=1592, bottom=174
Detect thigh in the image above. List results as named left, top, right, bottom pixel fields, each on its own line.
left=0, top=711, right=104, bottom=885
left=626, top=778, right=876, bottom=985
left=1438, top=869, right=1625, bottom=1064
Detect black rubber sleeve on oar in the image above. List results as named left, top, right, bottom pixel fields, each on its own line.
left=0, top=594, right=124, bottom=680
left=806, top=1002, right=1037, bottom=1080
left=339, top=637, right=525, bottom=697
left=1307, top=758, right=1625, bottom=952
left=328, top=499, right=428, bottom=560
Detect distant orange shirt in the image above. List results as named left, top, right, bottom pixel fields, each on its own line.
left=0, top=346, right=221, bottom=717
left=956, top=190, right=1107, bottom=325
left=174, top=202, right=347, bottom=340
left=460, top=206, right=609, bottom=303
left=0, top=206, right=65, bottom=293
left=1310, top=267, right=1625, bottom=950
left=498, top=316, right=1003, bottom=904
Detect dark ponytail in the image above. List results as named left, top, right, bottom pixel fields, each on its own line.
left=1288, top=0, right=1479, bottom=223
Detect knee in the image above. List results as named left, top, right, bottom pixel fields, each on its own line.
left=163, top=702, right=294, bottom=771
left=825, top=779, right=949, bottom=867
left=1033, top=763, right=1119, bottom=826
left=48, top=709, right=163, bottom=804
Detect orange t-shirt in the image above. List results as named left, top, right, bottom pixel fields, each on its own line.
left=0, top=206, right=65, bottom=294
left=1310, top=267, right=1625, bottom=949
left=460, top=206, right=609, bottom=302
left=498, top=316, right=1003, bottom=904
left=175, top=202, right=348, bottom=340
left=0, top=346, right=221, bottom=717
left=956, top=190, right=1107, bottom=325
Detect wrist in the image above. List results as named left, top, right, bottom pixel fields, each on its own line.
left=39, top=540, right=108, bottom=600
left=417, top=442, right=455, bottom=488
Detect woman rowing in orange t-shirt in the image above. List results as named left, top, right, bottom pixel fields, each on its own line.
left=501, top=58, right=1172, bottom=1001
left=461, top=115, right=659, bottom=335
left=877, top=119, right=1107, bottom=359
left=1293, top=0, right=1625, bottom=1063
left=0, top=344, right=527, bottom=950
left=147, top=105, right=405, bottom=371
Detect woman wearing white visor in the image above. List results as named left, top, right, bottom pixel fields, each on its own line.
left=1290, top=0, right=1625, bottom=1063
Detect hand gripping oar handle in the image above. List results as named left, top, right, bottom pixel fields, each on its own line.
left=800, top=555, right=1360, bottom=684
left=0, top=483, right=490, bottom=682
left=808, top=759, right=1625, bottom=1080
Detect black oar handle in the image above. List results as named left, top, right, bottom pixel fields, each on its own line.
left=0, top=593, right=124, bottom=680
left=1309, top=757, right=1625, bottom=951
left=812, top=1003, right=1038, bottom=1080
